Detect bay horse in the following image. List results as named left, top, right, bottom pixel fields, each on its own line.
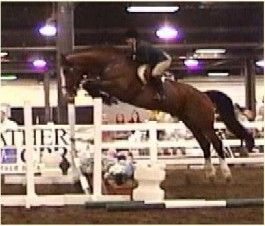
left=61, top=46, right=232, bottom=181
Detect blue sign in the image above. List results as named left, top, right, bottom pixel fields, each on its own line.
left=1, top=147, right=17, bottom=164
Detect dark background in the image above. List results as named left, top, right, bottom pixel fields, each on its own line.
left=1, top=2, right=264, bottom=79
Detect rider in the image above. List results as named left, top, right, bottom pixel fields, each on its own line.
left=125, top=29, right=172, bottom=101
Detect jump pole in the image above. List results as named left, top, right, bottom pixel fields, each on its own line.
left=92, top=98, right=103, bottom=199
left=24, top=101, right=37, bottom=208
left=67, top=102, right=79, bottom=181
left=149, top=120, right=158, bottom=164
left=1, top=99, right=130, bottom=207
left=68, top=102, right=90, bottom=194
left=103, top=198, right=264, bottom=211
left=68, top=97, right=105, bottom=199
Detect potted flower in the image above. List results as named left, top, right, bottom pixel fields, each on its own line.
left=104, top=154, right=134, bottom=186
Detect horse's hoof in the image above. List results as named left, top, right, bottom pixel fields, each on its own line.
left=205, top=172, right=216, bottom=183
left=225, top=175, right=232, bottom=183
left=207, top=175, right=215, bottom=184
left=240, top=149, right=249, bottom=157
left=185, top=174, right=191, bottom=185
left=221, top=169, right=232, bottom=183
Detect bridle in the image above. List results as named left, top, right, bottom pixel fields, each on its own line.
left=60, top=66, right=67, bottom=96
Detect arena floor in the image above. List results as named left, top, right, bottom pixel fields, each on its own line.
left=1, top=166, right=263, bottom=224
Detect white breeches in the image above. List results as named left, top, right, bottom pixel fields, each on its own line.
left=137, top=64, right=149, bottom=84
left=152, top=53, right=172, bottom=77
left=137, top=53, right=172, bottom=84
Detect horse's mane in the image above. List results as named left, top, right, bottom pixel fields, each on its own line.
left=73, top=45, right=125, bottom=58
left=90, top=45, right=123, bottom=53
left=65, top=45, right=129, bottom=66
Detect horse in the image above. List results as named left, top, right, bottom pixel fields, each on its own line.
left=205, top=90, right=255, bottom=155
left=61, top=45, right=232, bottom=181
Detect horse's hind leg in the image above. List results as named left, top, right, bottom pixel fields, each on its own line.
left=193, top=131, right=216, bottom=181
left=184, top=121, right=216, bottom=181
left=205, top=129, right=232, bottom=181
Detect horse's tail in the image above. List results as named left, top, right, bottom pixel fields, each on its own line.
left=205, top=90, right=255, bottom=152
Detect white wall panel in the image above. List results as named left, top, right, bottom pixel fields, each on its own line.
left=0, top=76, right=263, bottom=123
left=185, top=77, right=264, bottom=106
left=0, top=80, right=58, bottom=107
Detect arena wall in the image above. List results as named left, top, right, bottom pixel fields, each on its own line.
left=0, top=76, right=264, bottom=123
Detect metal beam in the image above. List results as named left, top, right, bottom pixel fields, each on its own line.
left=1, top=65, right=244, bottom=73
left=0, top=68, right=46, bottom=74
left=2, top=26, right=262, bottom=36
left=2, top=42, right=263, bottom=52
left=56, top=2, right=74, bottom=124
left=244, top=59, right=256, bottom=115
left=44, top=72, right=51, bottom=123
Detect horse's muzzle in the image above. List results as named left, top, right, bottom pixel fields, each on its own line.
left=62, top=91, right=75, bottom=103
left=82, top=76, right=101, bottom=85
left=67, top=96, right=75, bottom=103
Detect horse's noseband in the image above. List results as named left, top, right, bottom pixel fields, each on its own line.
left=81, top=74, right=101, bottom=85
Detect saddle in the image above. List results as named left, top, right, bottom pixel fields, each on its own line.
left=137, top=65, right=175, bottom=85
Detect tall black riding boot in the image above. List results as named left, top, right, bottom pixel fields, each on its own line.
left=150, top=77, right=166, bottom=101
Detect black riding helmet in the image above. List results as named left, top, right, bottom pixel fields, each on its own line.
left=125, top=29, right=138, bottom=39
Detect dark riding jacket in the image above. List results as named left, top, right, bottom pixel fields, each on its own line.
left=133, top=40, right=168, bottom=67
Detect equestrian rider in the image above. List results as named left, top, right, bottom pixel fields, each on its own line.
left=125, top=29, right=172, bottom=101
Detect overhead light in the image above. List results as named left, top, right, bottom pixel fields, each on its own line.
left=39, top=16, right=57, bottom=37
left=256, top=60, right=264, bottom=67
left=39, top=23, right=57, bottom=37
left=208, top=72, right=229, bottom=77
left=195, top=49, right=226, bottom=54
left=1, top=52, right=8, bottom=57
left=179, top=56, right=186, bottom=60
left=184, top=58, right=199, bottom=68
left=33, top=59, right=47, bottom=68
left=156, top=26, right=178, bottom=39
left=127, top=6, right=179, bottom=13
left=195, top=53, right=221, bottom=59
left=1, top=74, right=17, bottom=80
left=39, top=3, right=57, bottom=37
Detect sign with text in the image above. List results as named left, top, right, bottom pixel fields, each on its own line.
left=0, top=127, right=92, bottom=173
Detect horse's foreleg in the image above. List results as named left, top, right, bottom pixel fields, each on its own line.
left=83, top=82, right=101, bottom=97
left=99, top=92, right=118, bottom=105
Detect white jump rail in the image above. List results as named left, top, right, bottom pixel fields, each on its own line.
left=101, top=121, right=264, bottom=165
left=2, top=122, right=262, bottom=165
left=1, top=98, right=130, bottom=208
left=1, top=98, right=264, bottom=208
